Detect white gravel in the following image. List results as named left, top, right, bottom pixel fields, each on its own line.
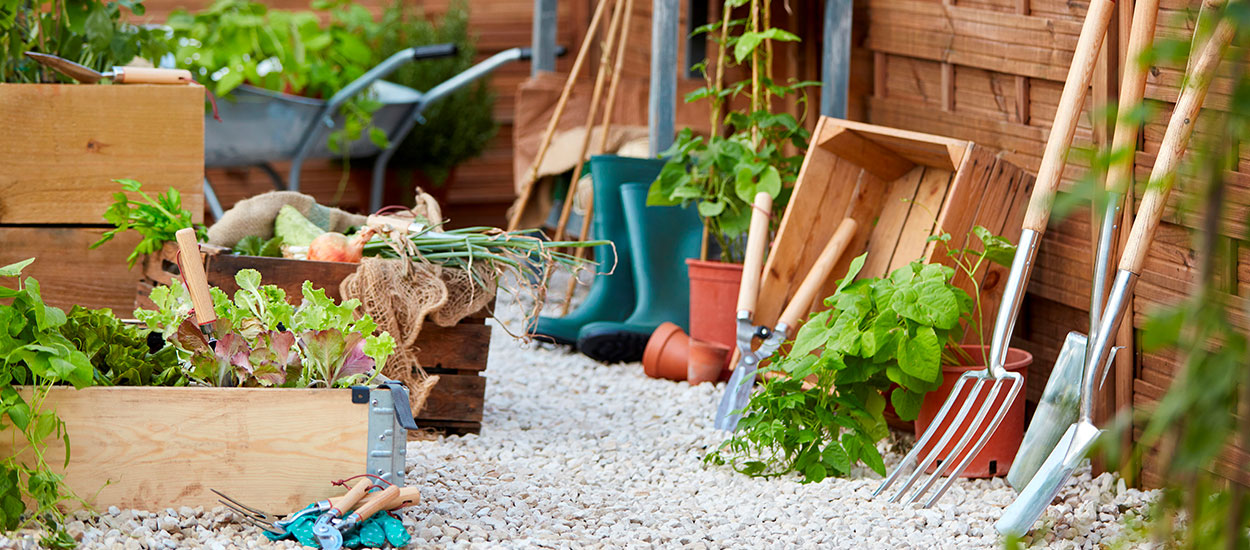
left=3, top=281, right=1157, bottom=548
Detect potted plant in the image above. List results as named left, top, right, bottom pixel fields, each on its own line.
left=707, top=226, right=1025, bottom=482
left=372, top=0, right=497, bottom=206
left=648, top=0, right=813, bottom=350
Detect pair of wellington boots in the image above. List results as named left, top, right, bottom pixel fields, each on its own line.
left=531, top=155, right=703, bottom=363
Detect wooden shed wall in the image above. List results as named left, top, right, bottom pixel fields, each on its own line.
left=851, top=0, right=1245, bottom=487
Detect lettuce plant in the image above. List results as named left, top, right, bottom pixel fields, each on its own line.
left=137, top=269, right=396, bottom=388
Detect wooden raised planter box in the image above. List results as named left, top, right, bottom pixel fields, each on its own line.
left=0, top=387, right=394, bottom=511
left=138, top=243, right=491, bottom=434
left=0, top=84, right=205, bottom=313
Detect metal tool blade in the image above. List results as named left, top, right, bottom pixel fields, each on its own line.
left=23, top=52, right=106, bottom=83
left=1006, top=331, right=1086, bottom=490
left=312, top=515, right=344, bottom=550
left=996, top=421, right=1101, bottom=537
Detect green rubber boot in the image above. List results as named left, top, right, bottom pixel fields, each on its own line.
left=530, top=156, right=667, bottom=345
left=577, top=182, right=703, bottom=363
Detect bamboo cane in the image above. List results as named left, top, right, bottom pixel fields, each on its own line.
left=506, top=0, right=613, bottom=232
left=558, top=0, right=636, bottom=316
left=551, top=0, right=626, bottom=242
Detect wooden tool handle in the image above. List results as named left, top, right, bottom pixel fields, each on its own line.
left=1104, top=0, right=1160, bottom=196
left=330, top=486, right=420, bottom=510
left=115, top=67, right=194, bottom=85
left=351, top=486, right=400, bottom=521
left=1121, top=14, right=1235, bottom=274
left=736, top=192, right=773, bottom=315
left=778, top=218, right=858, bottom=329
left=174, top=228, right=216, bottom=325
left=332, top=479, right=371, bottom=515
left=1021, top=0, right=1116, bottom=232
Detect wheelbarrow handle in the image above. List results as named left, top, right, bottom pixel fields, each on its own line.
left=516, top=45, right=569, bottom=61
left=410, top=43, right=458, bottom=60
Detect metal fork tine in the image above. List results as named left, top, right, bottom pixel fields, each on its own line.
left=236, top=514, right=286, bottom=536
left=215, top=498, right=273, bottom=524
left=889, top=376, right=987, bottom=502
left=923, top=374, right=1024, bottom=508
left=905, top=378, right=1007, bottom=504
left=211, top=489, right=272, bottom=520
left=873, top=372, right=976, bottom=497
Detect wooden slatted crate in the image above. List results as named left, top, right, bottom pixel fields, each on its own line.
left=138, top=244, right=490, bottom=434
left=0, top=84, right=205, bottom=312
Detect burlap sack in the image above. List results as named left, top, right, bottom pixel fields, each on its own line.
left=207, top=191, right=368, bottom=248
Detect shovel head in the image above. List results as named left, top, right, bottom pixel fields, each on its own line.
left=714, top=359, right=757, bottom=431
left=1007, top=331, right=1086, bottom=490
left=996, top=420, right=1101, bottom=537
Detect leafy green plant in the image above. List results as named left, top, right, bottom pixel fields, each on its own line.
left=136, top=269, right=396, bottom=388
left=60, top=306, right=186, bottom=386
left=232, top=235, right=284, bottom=258
left=707, top=226, right=1016, bottom=482
left=648, top=0, right=815, bottom=262
left=377, top=0, right=497, bottom=187
left=0, top=0, right=168, bottom=83
left=166, top=0, right=388, bottom=153
left=0, top=259, right=94, bottom=546
left=92, top=179, right=206, bottom=269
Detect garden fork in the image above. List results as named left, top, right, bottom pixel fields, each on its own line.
left=873, top=0, right=1117, bottom=508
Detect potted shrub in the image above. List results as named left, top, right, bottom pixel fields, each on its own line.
left=373, top=0, right=497, bottom=206
left=707, top=226, right=1026, bottom=482
left=648, top=0, right=812, bottom=350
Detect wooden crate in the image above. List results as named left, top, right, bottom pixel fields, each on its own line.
left=0, top=84, right=204, bottom=225
left=757, top=117, right=1034, bottom=345
left=0, top=84, right=205, bottom=312
left=0, top=387, right=374, bottom=511
left=138, top=244, right=490, bottom=433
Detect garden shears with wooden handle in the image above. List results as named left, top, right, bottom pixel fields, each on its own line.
left=714, top=191, right=858, bottom=431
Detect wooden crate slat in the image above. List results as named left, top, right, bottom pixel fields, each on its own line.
left=0, top=227, right=144, bottom=313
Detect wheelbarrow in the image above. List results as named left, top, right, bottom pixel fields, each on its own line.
left=201, top=43, right=544, bottom=218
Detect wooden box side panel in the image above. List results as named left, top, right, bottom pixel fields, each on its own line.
left=0, top=227, right=143, bottom=313
left=0, top=84, right=204, bottom=225
left=0, top=387, right=368, bottom=511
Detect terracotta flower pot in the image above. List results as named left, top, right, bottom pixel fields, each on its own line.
left=642, top=322, right=689, bottom=381
left=687, top=338, right=730, bottom=385
left=914, top=344, right=1032, bottom=478
left=686, top=259, right=743, bottom=367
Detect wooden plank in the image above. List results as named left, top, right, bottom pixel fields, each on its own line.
left=205, top=253, right=358, bottom=304
left=818, top=127, right=916, bottom=181
left=863, top=166, right=925, bottom=278
left=416, top=374, right=486, bottom=423
left=827, top=117, right=970, bottom=170
left=0, top=84, right=204, bottom=224
left=0, top=387, right=368, bottom=511
left=889, top=168, right=953, bottom=272
left=412, top=323, right=493, bottom=372
left=0, top=227, right=142, bottom=313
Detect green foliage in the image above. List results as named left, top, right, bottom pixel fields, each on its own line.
left=60, top=306, right=187, bottom=386
left=709, top=226, right=1016, bottom=482
left=136, top=269, right=396, bottom=388
left=0, top=259, right=93, bottom=542
left=166, top=0, right=387, bottom=153
left=0, top=0, right=169, bottom=84
left=377, top=0, right=497, bottom=186
left=92, top=179, right=206, bottom=269
left=648, top=0, right=814, bottom=262
left=232, top=235, right=285, bottom=258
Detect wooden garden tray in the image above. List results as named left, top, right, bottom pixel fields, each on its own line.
left=138, top=244, right=490, bottom=434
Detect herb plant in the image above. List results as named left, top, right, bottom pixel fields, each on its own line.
left=0, top=0, right=168, bottom=83
left=136, top=269, right=396, bottom=388
left=647, top=0, right=815, bottom=262
left=232, top=235, right=284, bottom=258
left=377, top=0, right=497, bottom=187
left=92, top=179, right=206, bottom=269
left=708, top=226, right=1016, bottom=482
left=0, top=259, right=94, bottom=546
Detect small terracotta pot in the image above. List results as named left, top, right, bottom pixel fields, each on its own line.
left=914, top=345, right=1033, bottom=478
left=642, top=322, right=689, bottom=381
left=687, top=338, right=730, bottom=385
left=686, top=259, right=743, bottom=352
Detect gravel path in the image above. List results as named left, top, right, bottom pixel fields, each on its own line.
left=5, top=285, right=1157, bottom=549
